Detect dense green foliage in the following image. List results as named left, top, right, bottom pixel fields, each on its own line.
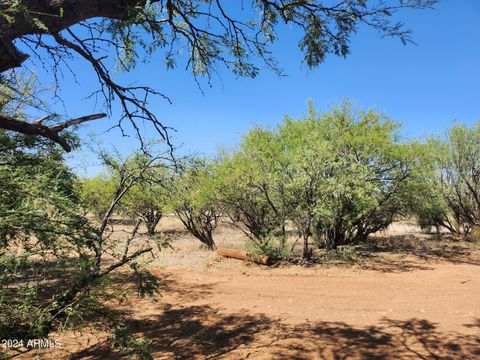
left=212, top=102, right=422, bottom=258
left=0, top=131, right=91, bottom=337
left=413, top=122, right=480, bottom=237
left=213, top=143, right=288, bottom=242
left=0, top=134, right=85, bottom=244
left=0, top=135, right=161, bottom=351
left=81, top=173, right=117, bottom=219
left=167, top=158, right=220, bottom=250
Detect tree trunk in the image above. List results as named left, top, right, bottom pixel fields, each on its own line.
left=176, top=210, right=217, bottom=250
left=203, top=232, right=216, bottom=250
left=325, top=224, right=347, bottom=250
left=143, top=210, right=162, bottom=236
left=302, top=235, right=311, bottom=259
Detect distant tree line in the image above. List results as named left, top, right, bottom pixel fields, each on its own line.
left=81, top=101, right=480, bottom=259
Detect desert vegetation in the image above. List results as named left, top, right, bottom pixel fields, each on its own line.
left=76, top=102, right=480, bottom=259
left=2, top=98, right=480, bottom=357
left=1, top=0, right=478, bottom=359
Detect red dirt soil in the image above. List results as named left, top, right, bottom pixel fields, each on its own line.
left=13, top=254, right=480, bottom=359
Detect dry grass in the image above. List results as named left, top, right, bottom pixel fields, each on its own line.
left=105, top=217, right=480, bottom=275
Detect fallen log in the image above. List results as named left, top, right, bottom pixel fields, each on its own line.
left=216, top=247, right=272, bottom=265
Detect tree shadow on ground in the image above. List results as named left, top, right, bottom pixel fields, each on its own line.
left=68, top=302, right=480, bottom=360
left=10, top=264, right=478, bottom=359
left=357, top=235, right=480, bottom=267
left=309, top=251, right=435, bottom=273
left=158, top=274, right=218, bottom=303
left=67, top=304, right=273, bottom=360
left=306, top=234, right=480, bottom=273
left=271, top=318, right=480, bottom=360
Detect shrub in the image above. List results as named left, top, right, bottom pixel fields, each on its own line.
left=246, top=236, right=293, bottom=261
left=296, top=102, right=419, bottom=249
left=212, top=146, right=288, bottom=242
left=168, top=158, right=220, bottom=250
left=413, top=122, right=480, bottom=236
left=215, top=101, right=422, bottom=257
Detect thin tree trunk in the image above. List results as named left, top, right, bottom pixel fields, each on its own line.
left=302, top=235, right=310, bottom=259
left=204, top=232, right=216, bottom=250
left=144, top=210, right=162, bottom=235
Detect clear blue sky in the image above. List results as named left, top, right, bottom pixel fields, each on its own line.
left=43, top=1, right=479, bottom=176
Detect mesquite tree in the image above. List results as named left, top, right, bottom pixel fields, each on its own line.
left=214, top=101, right=421, bottom=258
left=168, top=157, right=220, bottom=250
left=81, top=152, right=170, bottom=235
left=414, top=123, right=480, bottom=236
left=122, top=184, right=165, bottom=235
left=0, top=135, right=162, bottom=341
left=212, top=147, right=288, bottom=243
left=0, top=1, right=436, bottom=149
left=81, top=173, right=117, bottom=219
left=303, top=103, right=419, bottom=249
left=120, top=159, right=170, bottom=235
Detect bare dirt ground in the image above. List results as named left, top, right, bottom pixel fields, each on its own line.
left=10, top=217, right=480, bottom=359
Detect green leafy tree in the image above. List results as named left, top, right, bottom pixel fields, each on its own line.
left=0, top=134, right=162, bottom=348
left=303, top=103, right=419, bottom=249
left=120, top=161, right=170, bottom=235
left=0, top=131, right=95, bottom=338
left=414, top=122, right=480, bottom=236
left=276, top=108, right=335, bottom=258
left=120, top=183, right=165, bottom=235
left=1, top=76, right=163, bottom=346
left=168, top=158, right=220, bottom=250
left=81, top=152, right=169, bottom=235
left=217, top=101, right=422, bottom=258
left=213, top=143, right=288, bottom=243
left=81, top=173, right=117, bottom=219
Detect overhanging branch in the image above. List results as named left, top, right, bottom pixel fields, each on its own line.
left=0, top=112, right=106, bottom=151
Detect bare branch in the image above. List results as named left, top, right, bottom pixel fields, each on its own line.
left=0, top=112, right=106, bottom=151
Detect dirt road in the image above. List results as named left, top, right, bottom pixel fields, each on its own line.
left=43, top=254, right=480, bottom=360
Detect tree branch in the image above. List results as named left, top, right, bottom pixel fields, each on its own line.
left=0, top=0, right=149, bottom=72
left=0, top=112, right=106, bottom=151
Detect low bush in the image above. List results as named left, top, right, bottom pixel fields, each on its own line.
left=247, top=236, right=293, bottom=261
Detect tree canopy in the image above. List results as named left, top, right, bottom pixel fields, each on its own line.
left=0, top=0, right=436, bottom=149
left=413, top=122, right=480, bottom=236
left=211, top=101, right=423, bottom=258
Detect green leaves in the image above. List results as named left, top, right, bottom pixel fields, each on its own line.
left=78, top=0, right=435, bottom=78
left=414, top=121, right=480, bottom=235
left=0, top=136, right=163, bottom=341
left=166, top=157, right=220, bottom=249
left=80, top=173, right=117, bottom=219
left=0, top=131, right=91, bottom=251
left=213, top=100, right=420, bottom=254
